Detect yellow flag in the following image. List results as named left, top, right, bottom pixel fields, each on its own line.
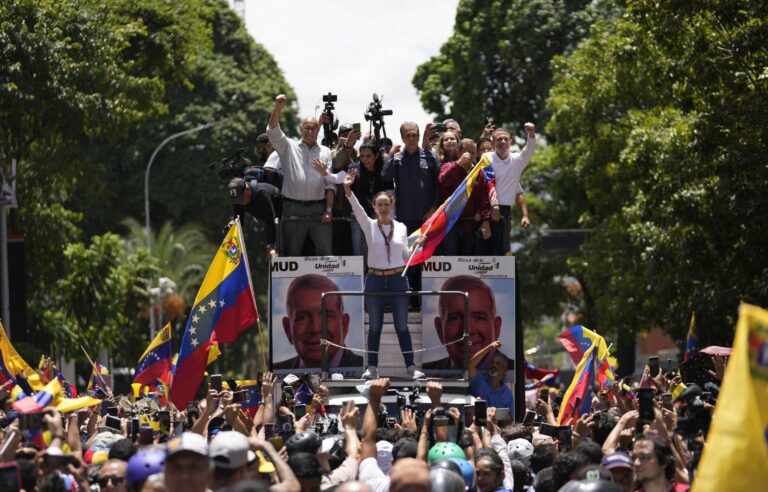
left=57, top=396, right=102, bottom=414
left=693, top=304, right=768, bottom=490
left=0, top=322, right=43, bottom=390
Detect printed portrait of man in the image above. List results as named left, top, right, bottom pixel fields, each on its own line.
left=423, top=275, right=503, bottom=370
left=273, top=274, right=363, bottom=369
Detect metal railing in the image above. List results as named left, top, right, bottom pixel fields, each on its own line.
left=320, top=290, right=470, bottom=380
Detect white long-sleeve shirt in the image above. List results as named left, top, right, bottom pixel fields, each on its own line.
left=266, top=125, right=333, bottom=200
left=347, top=191, right=411, bottom=270
left=487, top=137, right=535, bottom=206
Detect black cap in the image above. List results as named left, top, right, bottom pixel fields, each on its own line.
left=255, top=133, right=269, bottom=144
left=338, top=124, right=353, bottom=135
left=228, top=178, right=246, bottom=203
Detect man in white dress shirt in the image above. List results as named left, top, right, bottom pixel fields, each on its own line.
left=487, top=123, right=536, bottom=254
left=267, top=94, right=335, bottom=256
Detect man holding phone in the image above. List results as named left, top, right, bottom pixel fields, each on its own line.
left=468, top=341, right=514, bottom=418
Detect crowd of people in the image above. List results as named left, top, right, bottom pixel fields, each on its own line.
left=228, top=94, right=535, bottom=261
left=0, top=347, right=725, bottom=492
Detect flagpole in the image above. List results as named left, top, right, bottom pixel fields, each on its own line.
left=257, top=320, right=267, bottom=374
left=80, top=345, right=109, bottom=389
left=401, top=222, right=433, bottom=278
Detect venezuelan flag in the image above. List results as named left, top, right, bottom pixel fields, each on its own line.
left=683, top=311, right=699, bottom=362
left=693, top=304, right=768, bottom=490
left=525, top=373, right=557, bottom=391
left=557, top=343, right=598, bottom=425
left=406, top=153, right=492, bottom=265
left=170, top=219, right=258, bottom=409
left=13, top=378, right=62, bottom=413
left=558, top=325, right=615, bottom=388
left=87, top=363, right=109, bottom=392
left=134, top=323, right=173, bottom=386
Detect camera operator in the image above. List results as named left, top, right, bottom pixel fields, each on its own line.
left=228, top=167, right=281, bottom=258
left=267, top=94, right=335, bottom=256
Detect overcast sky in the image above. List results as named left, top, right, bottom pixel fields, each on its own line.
left=239, top=0, right=460, bottom=137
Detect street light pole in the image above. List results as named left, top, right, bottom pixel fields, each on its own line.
left=145, top=121, right=220, bottom=338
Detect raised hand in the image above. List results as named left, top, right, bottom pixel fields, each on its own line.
left=524, top=122, right=536, bottom=138
left=275, top=94, right=287, bottom=109
left=368, top=378, right=390, bottom=401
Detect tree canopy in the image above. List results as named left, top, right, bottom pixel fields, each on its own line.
left=2, top=0, right=297, bottom=366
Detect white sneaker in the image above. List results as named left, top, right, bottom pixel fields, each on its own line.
left=407, top=366, right=426, bottom=380
left=361, top=366, right=378, bottom=380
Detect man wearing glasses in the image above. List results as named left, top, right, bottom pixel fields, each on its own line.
left=267, top=94, right=335, bottom=256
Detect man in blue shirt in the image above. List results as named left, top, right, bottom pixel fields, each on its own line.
left=469, top=340, right=514, bottom=416
left=381, top=122, right=441, bottom=307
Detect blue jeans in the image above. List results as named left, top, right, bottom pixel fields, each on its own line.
left=364, top=273, right=413, bottom=367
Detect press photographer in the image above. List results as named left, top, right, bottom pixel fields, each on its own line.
left=212, top=148, right=283, bottom=258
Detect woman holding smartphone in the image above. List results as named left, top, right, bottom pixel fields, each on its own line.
left=342, top=169, right=426, bottom=380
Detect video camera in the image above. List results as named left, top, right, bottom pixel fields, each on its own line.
left=210, top=148, right=251, bottom=181
left=364, top=93, right=393, bottom=143
left=321, top=92, right=339, bottom=147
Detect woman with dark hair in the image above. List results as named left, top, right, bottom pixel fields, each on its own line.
left=341, top=168, right=425, bottom=380
left=436, top=131, right=492, bottom=255
left=313, top=141, right=393, bottom=257
left=475, top=448, right=509, bottom=492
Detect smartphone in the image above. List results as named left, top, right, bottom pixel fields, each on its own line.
left=353, top=122, right=361, bottom=133
left=139, top=426, right=154, bottom=445
left=294, top=404, right=307, bottom=420
left=227, top=378, right=239, bottom=391
left=94, top=387, right=107, bottom=399
left=107, top=406, right=118, bottom=417
left=474, top=400, right=487, bottom=426
left=661, top=393, right=673, bottom=411
left=105, top=415, right=122, bottom=431
left=232, top=390, right=245, bottom=404
left=210, top=374, right=223, bottom=392
left=434, top=123, right=448, bottom=133
left=463, top=405, right=475, bottom=426
left=539, top=388, right=550, bottom=403
left=282, top=385, right=294, bottom=400
left=649, top=356, right=660, bottom=377
left=19, top=412, right=44, bottom=431
left=157, top=411, right=170, bottom=434
left=263, top=423, right=275, bottom=440
left=638, top=388, right=655, bottom=421
left=522, top=410, right=536, bottom=425
left=539, top=423, right=559, bottom=438
left=131, top=417, right=140, bottom=439
left=495, top=407, right=511, bottom=422
left=268, top=435, right=284, bottom=451
left=277, top=414, right=294, bottom=439
left=557, top=426, right=573, bottom=451
left=186, top=402, right=199, bottom=419
left=0, top=462, right=21, bottom=491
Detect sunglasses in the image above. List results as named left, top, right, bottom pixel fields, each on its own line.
left=97, top=476, right=125, bottom=487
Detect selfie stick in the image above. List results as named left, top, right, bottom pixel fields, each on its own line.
left=80, top=344, right=109, bottom=389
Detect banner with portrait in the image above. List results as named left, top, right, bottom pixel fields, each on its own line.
left=421, top=256, right=517, bottom=383
left=269, top=257, right=364, bottom=378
